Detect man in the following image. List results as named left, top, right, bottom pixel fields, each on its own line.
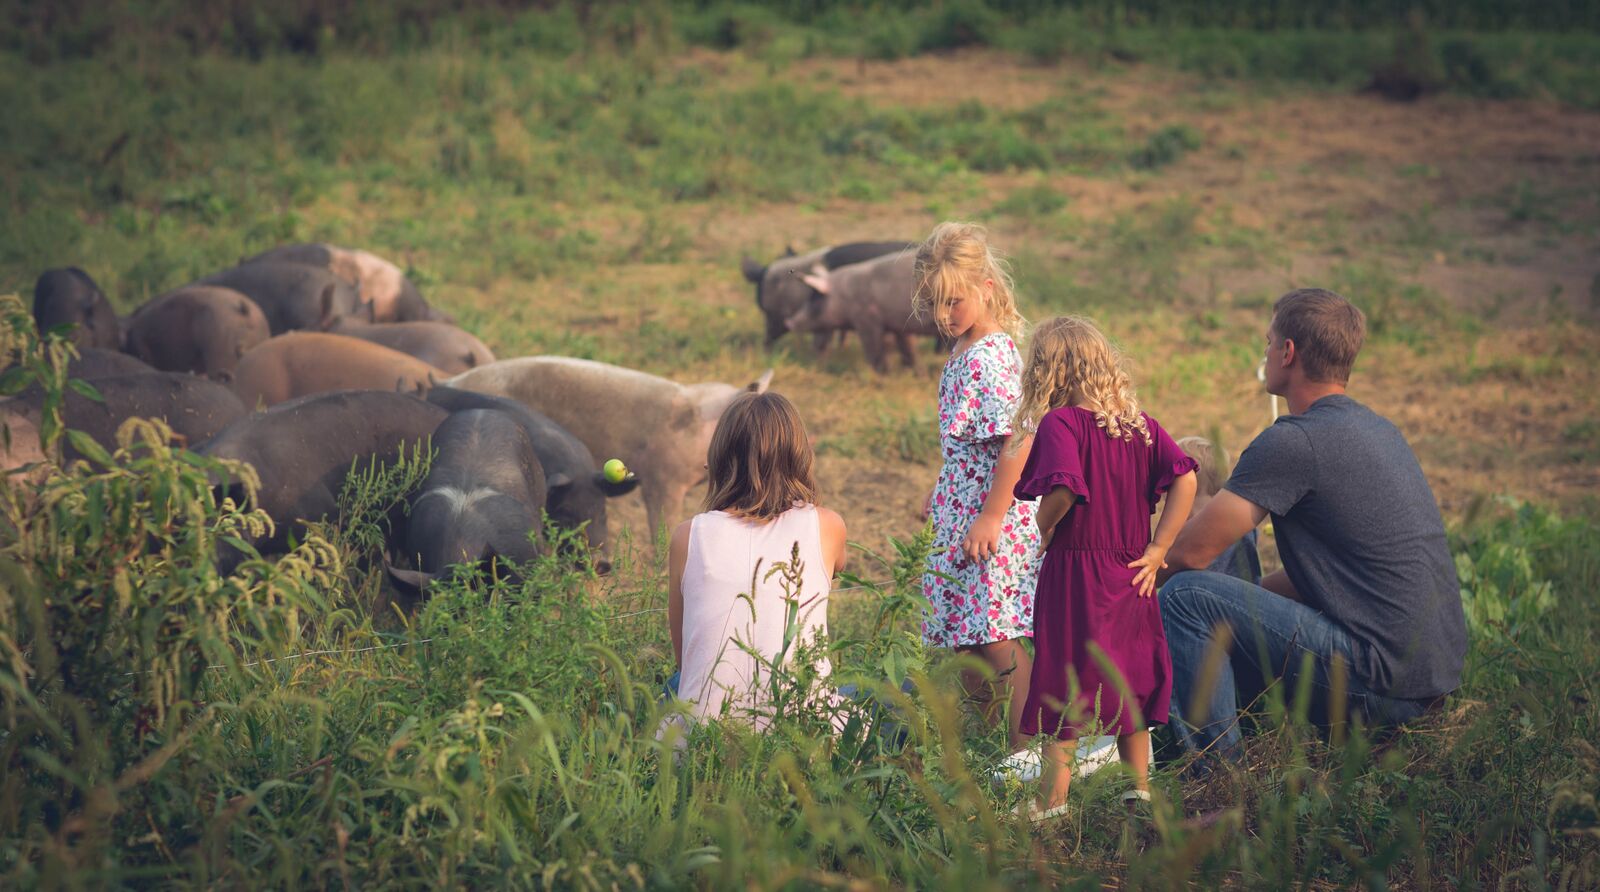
left=1156, top=288, right=1467, bottom=762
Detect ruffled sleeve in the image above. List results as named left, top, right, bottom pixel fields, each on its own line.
left=941, top=336, right=1021, bottom=443
left=1147, top=414, right=1199, bottom=506
left=1014, top=410, right=1089, bottom=503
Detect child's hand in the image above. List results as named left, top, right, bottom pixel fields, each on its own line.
left=1035, top=524, right=1054, bottom=558
left=1127, top=544, right=1169, bottom=598
left=962, top=513, right=1003, bottom=562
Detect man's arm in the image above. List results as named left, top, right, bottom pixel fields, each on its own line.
left=1156, top=489, right=1267, bottom=586
left=1259, top=570, right=1301, bottom=602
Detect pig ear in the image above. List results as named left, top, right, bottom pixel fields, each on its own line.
left=748, top=368, right=774, bottom=394
left=740, top=256, right=766, bottom=283
left=317, top=284, right=337, bottom=330
left=802, top=269, right=830, bottom=295
left=594, top=470, right=640, bottom=497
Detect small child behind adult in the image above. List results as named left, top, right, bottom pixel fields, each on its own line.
left=1175, top=436, right=1262, bottom=586
left=1009, top=315, right=1199, bottom=821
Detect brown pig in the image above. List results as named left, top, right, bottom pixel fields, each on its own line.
left=230, top=332, right=443, bottom=409
left=324, top=317, right=495, bottom=375
left=241, top=243, right=443, bottom=323
left=124, top=285, right=271, bottom=379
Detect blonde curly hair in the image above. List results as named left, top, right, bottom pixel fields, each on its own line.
left=1013, top=315, right=1151, bottom=445
left=913, top=222, right=1026, bottom=340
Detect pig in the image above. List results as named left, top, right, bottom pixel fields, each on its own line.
left=1, top=348, right=152, bottom=384
left=788, top=251, right=940, bottom=373
left=1, top=372, right=247, bottom=468
left=66, top=348, right=155, bottom=380
left=195, top=261, right=369, bottom=335
left=324, top=317, right=494, bottom=376
left=229, top=332, right=443, bottom=409
left=241, top=243, right=442, bottom=323
left=386, top=408, right=547, bottom=594
left=446, top=357, right=772, bottom=542
left=196, top=390, right=447, bottom=567
left=426, top=385, right=639, bottom=572
left=124, top=285, right=271, bottom=379
left=33, top=267, right=121, bottom=350
left=740, top=241, right=915, bottom=350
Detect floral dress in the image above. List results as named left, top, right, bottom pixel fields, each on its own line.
left=922, top=332, right=1040, bottom=647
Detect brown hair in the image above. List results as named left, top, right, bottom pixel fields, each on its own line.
left=913, top=222, right=1026, bottom=340
left=1013, top=315, right=1151, bottom=446
left=1271, top=288, right=1366, bottom=384
left=1175, top=436, right=1229, bottom=497
left=703, top=391, right=818, bottom=522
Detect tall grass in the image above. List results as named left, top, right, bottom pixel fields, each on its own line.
left=1, top=305, right=1597, bottom=885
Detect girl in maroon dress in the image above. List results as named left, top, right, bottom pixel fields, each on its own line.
left=1010, top=316, right=1198, bottom=820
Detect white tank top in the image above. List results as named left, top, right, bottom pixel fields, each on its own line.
left=677, top=504, right=834, bottom=728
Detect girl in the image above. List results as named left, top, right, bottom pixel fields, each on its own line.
left=1011, top=316, right=1198, bottom=820
left=667, top=391, right=847, bottom=729
left=916, top=222, right=1041, bottom=752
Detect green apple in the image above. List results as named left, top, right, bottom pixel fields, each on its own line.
left=602, top=458, right=628, bottom=483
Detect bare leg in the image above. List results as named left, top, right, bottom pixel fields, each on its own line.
left=1117, top=729, right=1151, bottom=796
left=955, top=638, right=1033, bottom=751
left=1039, top=737, right=1072, bottom=810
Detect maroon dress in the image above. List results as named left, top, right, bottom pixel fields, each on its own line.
left=1013, top=407, right=1198, bottom=739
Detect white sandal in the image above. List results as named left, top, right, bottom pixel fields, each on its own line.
left=1120, top=789, right=1152, bottom=805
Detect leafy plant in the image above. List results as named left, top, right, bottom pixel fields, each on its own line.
left=1128, top=123, right=1202, bottom=170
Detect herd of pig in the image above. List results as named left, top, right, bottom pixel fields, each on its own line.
left=8, top=238, right=932, bottom=593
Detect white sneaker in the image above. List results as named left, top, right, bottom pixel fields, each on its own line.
left=991, top=735, right=1144, bottom=786
left=991, top=748, right=1042, bottom=785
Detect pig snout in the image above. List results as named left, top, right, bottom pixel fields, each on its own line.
left=785, top=309, right=816, bottom=332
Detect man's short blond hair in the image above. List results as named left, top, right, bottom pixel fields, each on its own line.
left=1176, top=436, right=1229, bottom=497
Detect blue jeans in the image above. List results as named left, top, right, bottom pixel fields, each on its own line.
left=1159, top=571, right=1434, bottom=762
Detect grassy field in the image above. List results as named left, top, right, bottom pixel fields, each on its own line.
left=3, top=4, right=1599, bottom=886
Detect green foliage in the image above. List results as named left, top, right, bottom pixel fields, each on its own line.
left=990, top=184, right=1069, bottom=220
left=0, top=297, right=343, bottom=879
left=1128, top=123, right=1202, bottom=170
left=918, top=0, right=1002, bottom=52
left=1, top=278, right=1598, bottom=882
left=1451, top=499, right=1586, bottom=639
left=867, top=406, right=942, bottom=464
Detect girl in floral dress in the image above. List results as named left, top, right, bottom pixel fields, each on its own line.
left=916, top=222, right=1041, bottom=751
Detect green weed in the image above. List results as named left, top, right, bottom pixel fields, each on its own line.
left=2, top=289, right=1597, bottom=883
left=1128, top=123, right=1202, bottom=171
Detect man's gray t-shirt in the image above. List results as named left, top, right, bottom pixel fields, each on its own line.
left=1225, top=395, right=1466, bottom=699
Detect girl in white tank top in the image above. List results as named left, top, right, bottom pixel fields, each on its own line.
left=666, top=391, right=847, bottom=731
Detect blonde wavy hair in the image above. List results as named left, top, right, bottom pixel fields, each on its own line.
left=913, top=222, right=1026, bottom=340
left=1013, top=316, right=1151, bottom=445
